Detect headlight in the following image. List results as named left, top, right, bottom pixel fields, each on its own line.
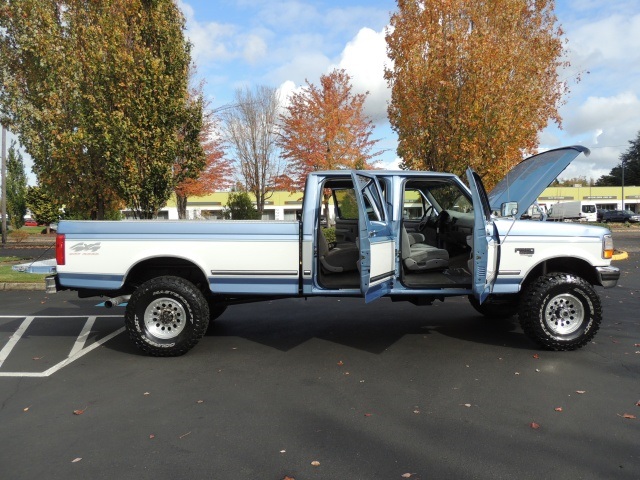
left=603, top=234, right=614, bottom=259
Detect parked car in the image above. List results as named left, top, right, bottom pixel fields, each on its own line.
left=24, top=219, right=39, bottom=227
left=601, top=210, right=640, bottom=223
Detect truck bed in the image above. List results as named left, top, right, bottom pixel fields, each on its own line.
left=56, top=220, right=301, bottom=295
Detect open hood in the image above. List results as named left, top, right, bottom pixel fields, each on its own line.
left=488, top=146, right=590, bottom=218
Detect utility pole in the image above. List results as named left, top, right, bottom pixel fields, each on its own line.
left=621, top=159, right=626, bottom=211
left=1, top=123, right=7, bottom=248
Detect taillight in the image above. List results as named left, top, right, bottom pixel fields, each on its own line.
left=602, top=234, right=613, bottom=259
left=56, top=234, right=65, bottom=265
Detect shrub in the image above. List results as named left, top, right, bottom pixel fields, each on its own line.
left=8, top=229, right=30, bottom=243
left=322, top=227, right=336, bottom=244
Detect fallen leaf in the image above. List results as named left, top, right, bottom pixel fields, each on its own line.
left=618, top=413, right=636, bottom=419
left=634, top=343, right=640, bottom=347
left=197, top=400, right=204, bottom=404
left=337, top=361, right=344, bottom=366
left=530, top=422, right=540, bottom=429
left=636, top=400, right=640, bottom=407
left=401, top=474, right=414, bottom=478
left=23, top=406, right=30, bottom=412
left=73, top=407, right=87, bottom=415
left=554, top=407, right=563, bottom=412
left=283, top=476, right=295, bottom=480
left=143, top=392, right=150, bottom=396
left=71, top=458, right=82, bottom=463
left=364, top=413, right=373, bottom=417
left=413, top=410, right=420, bottom=414
left=149, top=434, right=155, bottom=439
left=515, top=372, right=520, bottom=375
left=311, top=461, right=320, bottom=467
left=533, top=354, right=540, bottom=359
left=576, top=390, right=586, bottom=394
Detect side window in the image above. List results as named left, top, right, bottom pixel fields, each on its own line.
left=355, top=174, right=386, bottom=222
left=334, top=189, right=358, bottom=220
left=403, top=189, right=425, bottom=220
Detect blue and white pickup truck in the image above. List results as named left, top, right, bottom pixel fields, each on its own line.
left=47, top=146, right=620, bottom=356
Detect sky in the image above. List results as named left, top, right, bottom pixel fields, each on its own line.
left=6, top=0, right=640, bottom=185
left=177, top=0, right=640, bottom=183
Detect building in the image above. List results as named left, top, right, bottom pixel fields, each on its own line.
left=155, top=184, right=640, bottom=220
left=158, top=191, right=305, bottom=220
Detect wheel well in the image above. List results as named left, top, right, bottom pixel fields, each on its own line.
left=522, top=257, right=599, bottom=291
left=124, top=257, right=210, bottom=294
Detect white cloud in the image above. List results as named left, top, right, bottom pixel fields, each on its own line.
left=242, top=34, right=268, bottom=64
left=568, top=14, right=640, bottom=65
left=179, top=1, right=271, bottom=67
left=333, top=27, right=391, bottom=123
left=547, top=9, right=640, bottom=182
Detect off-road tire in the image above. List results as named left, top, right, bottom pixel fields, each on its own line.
left=468, top=295, right=519, bottom=319
left=125, top=276, right=209, bottom=356
left=519, top=273, right=601, bottom=351
left=205, top=297, right=227, bottom=333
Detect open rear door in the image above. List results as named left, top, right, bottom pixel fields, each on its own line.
left=351, top=172, right=395, bottom=303
left=466, top=169, right=499, bottom=304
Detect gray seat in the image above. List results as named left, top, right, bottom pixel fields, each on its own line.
left=318, top=228, right=359, bottom=273
left=401, top=226, right=449, bottom=271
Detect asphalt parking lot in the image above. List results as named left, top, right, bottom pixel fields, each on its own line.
left=0, top=232, right=638, bottom=479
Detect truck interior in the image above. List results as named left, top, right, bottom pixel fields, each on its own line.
left=316, top=178, right=362, bottom=289
left=400, top=178, right=473, bottom=288
left=316, top=176, right=474, bottom=291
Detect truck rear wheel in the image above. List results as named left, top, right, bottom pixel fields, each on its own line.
left=125, top=276, right=209, bottom=356
left=519, top=273, right=601, bottom=350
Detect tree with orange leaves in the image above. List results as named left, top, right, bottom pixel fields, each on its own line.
left=173, top=90, right=232, bottom=219
left=278, top=69, right=382, bottom=192
left=385, top=0, right=569, bottom=189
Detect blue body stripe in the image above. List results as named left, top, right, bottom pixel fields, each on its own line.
left=58, top=273, right=124, bottom=290
left=209, top=276, right=298, bottom=295
left=59, top=220, right=299, bottom=237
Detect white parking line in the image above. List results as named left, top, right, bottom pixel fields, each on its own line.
left=0, top=316, right=35, bottom=369
left=69, top=316, right=97, bottom=358
left=0, top=315, right=124, bottom=378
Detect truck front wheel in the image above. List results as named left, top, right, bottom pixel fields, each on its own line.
left=519, top=273, right=601, bottom=351
left=125, top=276, right=210, bottom=356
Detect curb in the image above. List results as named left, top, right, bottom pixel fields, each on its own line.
left=612, top=250, right=629, bottom=261
left=1, top=282, right=46, bottom=291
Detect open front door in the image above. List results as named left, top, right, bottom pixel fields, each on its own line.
left=351, top=172, right=395, bottom=303
left=466, top=169, right=499, bottom=304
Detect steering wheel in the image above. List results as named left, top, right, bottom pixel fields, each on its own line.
left=417, top=205, right=435, bottom=230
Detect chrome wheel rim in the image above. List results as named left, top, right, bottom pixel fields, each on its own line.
left=544, top=293, right=584, bottom=335
left=144, top=297, right=187, bottom=339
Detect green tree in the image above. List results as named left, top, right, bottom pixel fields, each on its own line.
left=0, top=0, right=198, bottom=219
left=26, top=186, right=61, bottom=232
left=596, top=131, right=640, bottom=187
left=6, top=141, right=28, bottom=230
left=223, top=192, right=260, bottom=220
left=385, top=0, right=568, bottom=189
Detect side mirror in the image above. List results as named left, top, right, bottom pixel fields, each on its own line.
left=501, top=202, right=518, bottom=217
